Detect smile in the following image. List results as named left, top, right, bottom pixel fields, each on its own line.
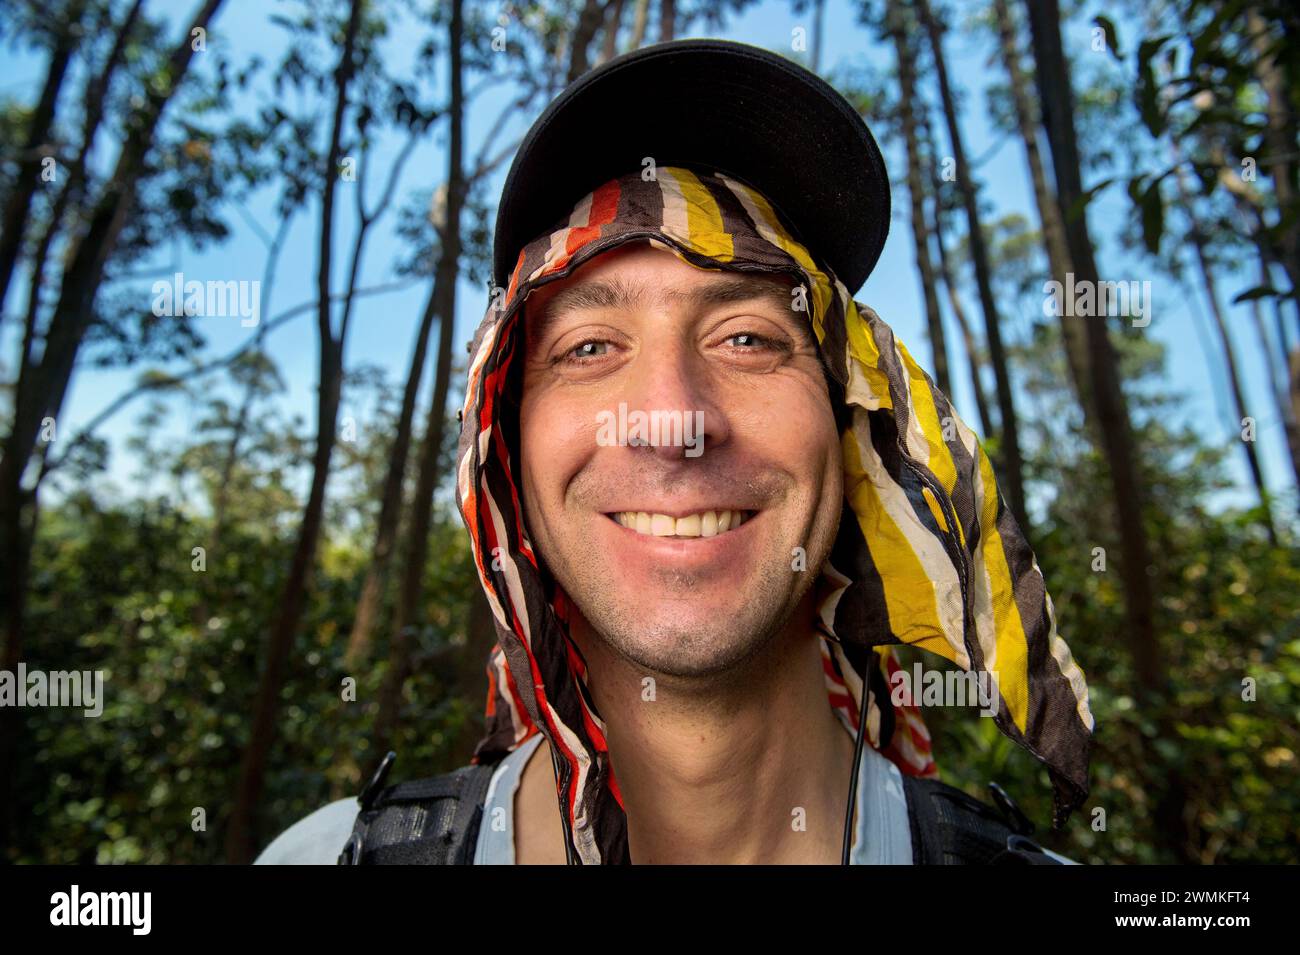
left=607, top=509, right=754, bottom=538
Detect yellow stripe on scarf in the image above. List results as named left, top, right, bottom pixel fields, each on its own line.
left=842, top=428, right=962, bottom=666
left=974, top=444, right=1030, bottom=732
left=659, top=166, right=735, bottom=261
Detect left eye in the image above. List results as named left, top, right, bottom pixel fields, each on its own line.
left=726, top=332, right=771, bottom=349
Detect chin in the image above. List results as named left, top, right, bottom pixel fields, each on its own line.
left=576, top=587, right=797, bottom=679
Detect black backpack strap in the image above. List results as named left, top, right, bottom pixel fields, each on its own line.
left=338, top=753, right=499, bottom=865
left=901, top=773, right=1068, bottom=865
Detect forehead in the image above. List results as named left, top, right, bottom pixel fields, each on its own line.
left=522, top=243, right=800, bottom=341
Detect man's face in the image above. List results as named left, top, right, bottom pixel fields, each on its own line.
left=518, top=240, right=843, bottom=678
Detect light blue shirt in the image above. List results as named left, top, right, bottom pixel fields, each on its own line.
left=254, top=730, right=914, bottom=864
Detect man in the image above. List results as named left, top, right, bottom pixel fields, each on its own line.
left=256, top=38, right=1094, bottom=866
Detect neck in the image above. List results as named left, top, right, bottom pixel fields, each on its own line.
left=569, top=596, right=857, bottom=864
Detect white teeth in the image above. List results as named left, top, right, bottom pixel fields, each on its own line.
left=613, top=509, right=750, bottom=537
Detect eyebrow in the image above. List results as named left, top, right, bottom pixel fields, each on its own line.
left=527, top=274, right=807, bottom=343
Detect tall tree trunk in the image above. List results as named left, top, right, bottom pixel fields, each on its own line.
left=1247, top=296, right=1285, bottom=419
left=18, top=0, right=148, bottom=379
left=343, top=270, right=443, bottom=668
left=0, top=0, right=85, bottom=318
left=1254, top=260, right=1300, bottom=494
left=1, top=0, right=225, bottom=573
left=1290, top=350, right=1300, bottom=490
left=1250, top=297, right=1300, bottom=496
left=368, top=0, right=467, bottom=775
left=811, top=0, right=826, bottom=73
left=337, top=133, right=460, bottom=670
left=1023, top=0, right=1159, bottom=687
left=1024, top=0, right=1191, bottom=862
left=1247, top=10, right=1300, bottom=320
left=659, top=0, right=675, bottom=42
left=225, top=0, right=364, bottom=864
left=567, top=0, right=607, bottom=82
left=629, top=0, right=650, bottom=49
left=598, top=0, right=625, bottom=64
left=931, top=204, right=993, bottom=435
left=990, top=0, right=1091, bottom=419
left=1221, top=170, right=1300, bottom=498
left=885, top=9, right=952, bottom=398
left=1174, top=165, right=1277, bottom=542
left=368, top=285, right=460, bottom=773
left=444, top=587, right=497, bottom=760
left=913, top=0, right=1027, bottom=528
left=0, top=0, right=226, bottom=850
left=916, top=100, right=994, bottom=434
left=195, top=214, right=293, bottom=631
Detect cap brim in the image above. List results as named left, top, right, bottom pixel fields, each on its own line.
left=492, top=38, right=891, bottom=296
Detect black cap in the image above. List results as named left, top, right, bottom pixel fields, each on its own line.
left=492, top=38, right=891, bottom=296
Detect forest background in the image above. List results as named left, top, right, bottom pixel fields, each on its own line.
left=1, top=0, right=1297, bottom=864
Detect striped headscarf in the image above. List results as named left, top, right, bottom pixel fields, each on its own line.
left=456, top=164, right=1094, bottom=865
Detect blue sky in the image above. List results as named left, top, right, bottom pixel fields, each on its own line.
left=2, top=0, right=1292, bottom=518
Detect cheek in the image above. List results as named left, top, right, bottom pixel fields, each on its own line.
left=729, top=375, right=839, bottom=479
left=520, top=386, right=600, bottom=519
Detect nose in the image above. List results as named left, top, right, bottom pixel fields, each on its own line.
left=620, top=338, right=730, bottom=461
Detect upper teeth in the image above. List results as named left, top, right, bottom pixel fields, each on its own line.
left=613, top=510, right=749, bottom=537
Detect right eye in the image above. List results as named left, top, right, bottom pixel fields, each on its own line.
left=559, top=340, right=611, bottom=363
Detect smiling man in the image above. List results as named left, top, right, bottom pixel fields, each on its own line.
left=513, top=242, right=852, bottom=863
left=254, top=38, right=1095, bottom=867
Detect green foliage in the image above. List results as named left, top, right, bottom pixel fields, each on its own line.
left=9, top=390, right=479, bottom=863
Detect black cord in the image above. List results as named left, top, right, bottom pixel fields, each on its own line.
left=841, top=699, right=869, bottom=865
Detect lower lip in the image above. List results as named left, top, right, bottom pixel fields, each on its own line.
left=599, top=513, right=760, bottom=571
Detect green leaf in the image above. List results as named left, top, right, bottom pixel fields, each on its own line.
left=1126, top=174, right=1147, bottom=203
left=1140, top=180, right=1165, bottom=255
left=1079, top=176, right=1118, bottom=208
left=1190, top=10, right=1226, bottom=69
left=1137, top=61, right=1166, bottom=137
left=1231, top=285, right=1279, bottom=304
